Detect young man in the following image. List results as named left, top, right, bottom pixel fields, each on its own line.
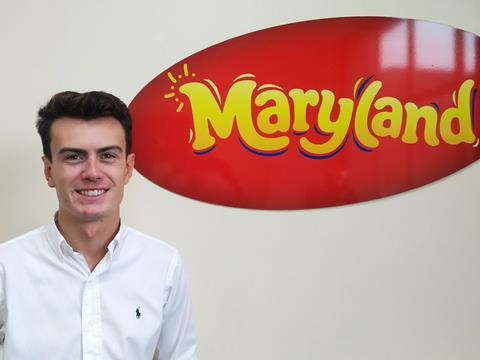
left=0, top=91, right=197, bottom=359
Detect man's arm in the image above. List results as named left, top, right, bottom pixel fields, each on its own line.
left=0, top=264, right=6, bottom=356
left=156, top=252, right=197, bottom=360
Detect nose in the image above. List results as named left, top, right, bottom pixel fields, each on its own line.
left=82, top=157, right=103, bottom=180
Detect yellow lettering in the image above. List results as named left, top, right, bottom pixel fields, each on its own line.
left=180, top=80, right=289, bottom=152
left=440, top=79, right=476, bottom=145
left=299, top=90, right=353, bottom=156
left=255, top=89, right=290, bottom=135
left=354, top=81, right=382, bottom=149
left=402, top=103, right=439, bottom=146
left=289, top=89, right=319, bottom=133
left=371, top=97, right=403, bottom=138
left=177, top=75, right=477, bottom=155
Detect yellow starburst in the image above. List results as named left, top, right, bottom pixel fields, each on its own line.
left=163, top=63, right=196, bottom=112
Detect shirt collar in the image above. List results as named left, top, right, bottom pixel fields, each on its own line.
left=45, top=216, right=127, bottom=261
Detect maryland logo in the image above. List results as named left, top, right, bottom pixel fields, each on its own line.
left=164, top=67, right=478, bottom=158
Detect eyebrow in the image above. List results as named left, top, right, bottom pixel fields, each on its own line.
left=57, top=146, right=124, bottom=155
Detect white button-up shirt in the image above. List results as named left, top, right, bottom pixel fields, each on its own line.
left=0, top=221, right=197, bottom=359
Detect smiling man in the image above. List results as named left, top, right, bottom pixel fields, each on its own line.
left=0, top=91, right=198, bottom=359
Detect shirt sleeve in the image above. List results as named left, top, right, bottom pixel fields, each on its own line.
left=156, top=251, right=198, bottom=360
left=0, top=264, right=6, bottom=353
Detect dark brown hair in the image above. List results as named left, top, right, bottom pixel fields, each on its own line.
left=36, top=91, right=132, bottom=160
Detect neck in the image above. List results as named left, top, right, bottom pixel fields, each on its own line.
left=55, top=211, right=120, bottom=271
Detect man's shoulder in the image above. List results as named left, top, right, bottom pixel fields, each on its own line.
left=123, top=226, right=179, bottom=260
left=0, top=226, right=47, bottom=266
left=121, top=227, right=185, bottom=281
left=0, top=226, right=46, bottom=254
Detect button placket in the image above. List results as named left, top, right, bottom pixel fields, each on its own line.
left=81, top=276, right=102, bottom=359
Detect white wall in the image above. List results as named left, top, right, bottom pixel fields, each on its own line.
left=1, top=1, right=479, bottom=359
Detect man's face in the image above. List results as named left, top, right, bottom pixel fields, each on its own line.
left=43, top=117, right=135, bottom=223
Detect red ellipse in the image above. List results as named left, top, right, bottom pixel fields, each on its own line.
left=130, top=17, right=480, bottom=209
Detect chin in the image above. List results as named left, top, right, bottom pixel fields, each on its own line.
left=74, top=207, right=109, bottom=222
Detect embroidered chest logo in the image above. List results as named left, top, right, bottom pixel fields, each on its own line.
left=136, top=307, right=141, bottom=319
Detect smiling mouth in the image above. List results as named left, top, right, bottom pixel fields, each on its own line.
left=76, top=189, right=108, bottom=197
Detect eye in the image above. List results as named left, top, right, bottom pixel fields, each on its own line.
left=64, top=153, right=82, bottom=161
left=101, top=152, right=117, bottom=160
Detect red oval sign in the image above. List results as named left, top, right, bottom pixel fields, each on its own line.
left=130, top=17, right=480, bottom=209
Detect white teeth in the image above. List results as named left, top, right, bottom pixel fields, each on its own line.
left=79, top=189, right=106, bottom=197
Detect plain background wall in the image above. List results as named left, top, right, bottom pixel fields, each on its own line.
left=1, top=0, right=479, bottom=359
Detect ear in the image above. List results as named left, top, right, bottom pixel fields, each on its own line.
left=124, top=153, right=135, bottom=185
left=42, top=156, right=56, bottom=188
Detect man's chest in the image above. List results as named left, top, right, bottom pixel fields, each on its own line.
left=2, top=261, right=166, bottom=359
